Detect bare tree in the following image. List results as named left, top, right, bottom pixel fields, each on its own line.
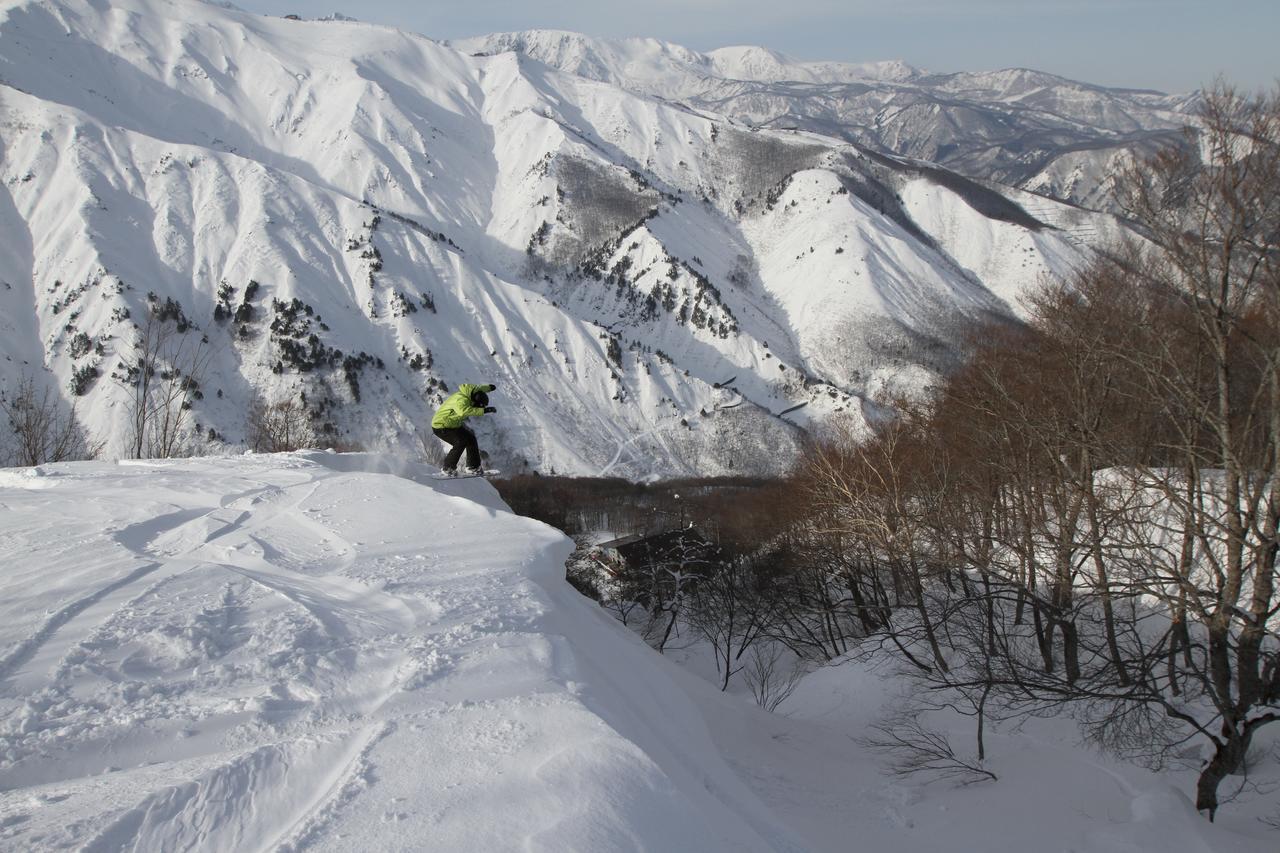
left=743, top=642, right=806, bottom=712
left=803, top=415, right=953, bottom=675
left=0, top=374, right=100, bottom=466
left=246, top=394, right=315, bottom=453
left=1106, top=83, right=1280, bottom=820
left=860, top=711, right=998, bottom=786
left=689, top=555, right=772, bottom=690
left=761, top=530, right=871, bottom=662
left=117, top=299, right=212, bottom=459
left=791, top=85, right=1279, bottom=822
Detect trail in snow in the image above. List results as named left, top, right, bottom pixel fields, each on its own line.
left=597, top=425, right=667, bottom=478
left=0, top=562, right=162, bottom=692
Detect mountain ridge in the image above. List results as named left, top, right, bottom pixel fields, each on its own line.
left=453, top=28, right=1199, bottom=210
left=1, top=0, right=1116, bottom=477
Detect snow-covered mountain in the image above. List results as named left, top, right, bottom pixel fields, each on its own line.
left=457, top=30, right=920, bottom=89
left=454, top=30, right=1200, bottom=210
left=0, top=0, right=1114, bottom=476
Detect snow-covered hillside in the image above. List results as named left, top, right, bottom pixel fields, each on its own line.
left=0, top=0, right=1107, bottom=475
left=0, top=452, right=807, bottom=850
left=1, top=454, right=1274, bottom=851
left=454, top=30, right=1200, bottom=210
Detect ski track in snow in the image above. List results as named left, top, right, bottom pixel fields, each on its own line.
left=274, top=723, right=393, bottom=853
left=0, top=562, right=164, bottom=692
left=597, top=424, right=667, bottom=478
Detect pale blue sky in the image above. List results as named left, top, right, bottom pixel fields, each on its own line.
left=236, top=1, right=1278, bottom=93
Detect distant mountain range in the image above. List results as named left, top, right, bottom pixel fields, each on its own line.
left=454, top=30, right=1201, bottom=211
left=0, top=1, right=1164, bottom=476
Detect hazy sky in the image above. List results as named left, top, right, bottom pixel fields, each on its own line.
left=236, top=1, right=1278, bottom=93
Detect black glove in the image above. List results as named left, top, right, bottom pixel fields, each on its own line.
left=484, top=406, right=496, bottom=413
left=486, top=383, right=497, bottom=392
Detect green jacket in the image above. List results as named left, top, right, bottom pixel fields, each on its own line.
left=431, top=383, right=495, bottom=429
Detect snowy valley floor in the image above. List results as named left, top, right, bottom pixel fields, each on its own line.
left=0, top=453, right=1274, bottom=852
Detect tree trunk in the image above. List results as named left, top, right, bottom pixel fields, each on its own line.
left=910, top=562, right=949, bottom=674
left=1084, top=474, right=1129, bottom=685
left=1196, top=726, right=1254, bottom=821
left=1029, top=570, right=1054, bottom=674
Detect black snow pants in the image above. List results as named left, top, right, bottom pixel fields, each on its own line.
left=433, top=425, right=480, bottom=471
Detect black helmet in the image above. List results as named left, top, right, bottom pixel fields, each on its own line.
left=471, top=389, right=489, bottom=408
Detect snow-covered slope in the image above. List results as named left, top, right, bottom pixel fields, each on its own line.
left=1, top=454, right=1274, bottom=851
left=0, top=452, right=805, bottom=850
left=0, top=0, right=1106, bottom=476
left=454, top=30, right=1199, bottom=210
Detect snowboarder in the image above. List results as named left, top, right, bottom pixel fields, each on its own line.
left=431, top=382, right=497, bottom=475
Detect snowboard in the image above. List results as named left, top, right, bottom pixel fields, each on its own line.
left=432, top=469, right=499, bottom=480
